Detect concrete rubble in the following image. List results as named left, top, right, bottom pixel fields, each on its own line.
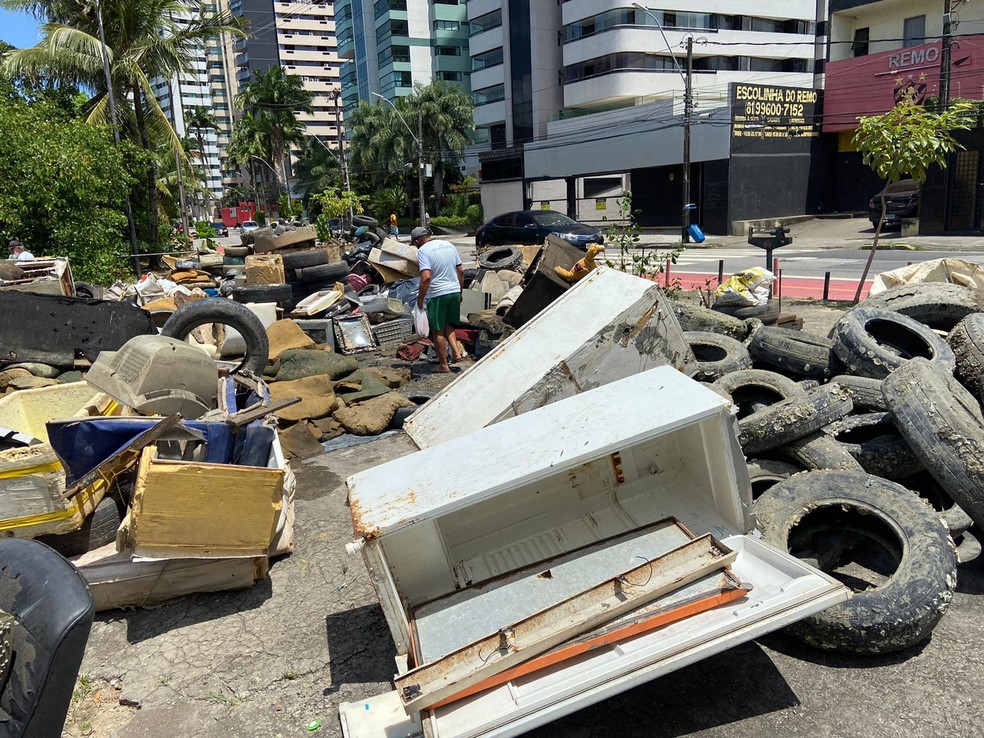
left=1, top=234, right=984, bottom=737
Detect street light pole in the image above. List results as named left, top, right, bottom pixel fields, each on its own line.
left=633, top=3, right=693, bottom=243
left=372, top=92, right=426, bottom=227
left=941, top=0, right=954, bottom=108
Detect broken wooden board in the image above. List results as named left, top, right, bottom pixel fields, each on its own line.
left=73, top=543, right=267, bottom=611
left=427, top=568, right=748, bottom=710
left=395, top=534, right=736, bottom=712
left=369, top=248, right=419, bottom=278
left=127, top=447, right=284, bottom=559
left=252, top=226, right=318, bottom=253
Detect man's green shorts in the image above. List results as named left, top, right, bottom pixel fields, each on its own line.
left=426, top=292, right=460, bottom=332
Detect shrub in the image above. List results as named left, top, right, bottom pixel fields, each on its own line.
left=466, top=203, right=484, bottom=229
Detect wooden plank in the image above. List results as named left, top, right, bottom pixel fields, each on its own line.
left=73, top=543, right=266, bottom=611
left=427, top=576, right=748, bottom=709
left=394, top=534, right=736, bottom=712
left=128, top=448, right=284, bottom=559
left=59, top=415, right=182, bottom=500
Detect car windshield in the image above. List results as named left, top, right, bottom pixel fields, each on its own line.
left=530, top=211, right=578, bottom=228
left=884, top=181, right=919, bottom=194
left=243, top=221, right=257, bottom=227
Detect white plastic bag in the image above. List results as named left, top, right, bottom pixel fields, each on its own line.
left=413, top=304, right=430, bottom=336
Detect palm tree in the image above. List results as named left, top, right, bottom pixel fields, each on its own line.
left=413, top=81, right=473, bottom=216
left=0, top=0, right=247, bottom=244
left=348, top=82, right=473, bottom=218
left=237, top=66, right=313, bottom=192
left=186, top=104, right=217, bottom=203
left=227, top=111, right=272, bottom=208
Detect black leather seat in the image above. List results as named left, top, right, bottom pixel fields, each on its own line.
left=0, top=538, right=94, bottom=738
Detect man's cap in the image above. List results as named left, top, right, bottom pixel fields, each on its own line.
left=410, top=227, right=430, bottom=243
left=8, top=240, right=21, bottom=250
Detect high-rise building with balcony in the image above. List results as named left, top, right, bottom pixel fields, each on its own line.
left=334, top=0, right=471, bottom=111
left=469, top=2, right=825, bottom=233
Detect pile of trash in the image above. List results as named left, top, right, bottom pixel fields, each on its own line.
left=336, top=271, right=984, bottom=736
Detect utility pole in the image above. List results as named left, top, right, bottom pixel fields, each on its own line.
left=94, top=0, right=141, bottom=276
left=682, top=36, right=694, bottom=244
left=332, top=91, right=353, bottom=220
left=170, top=74, right=192, bottom=242
left=941, top=0, right=954, bottom=108
left=417, top=111, right=426, bottom=228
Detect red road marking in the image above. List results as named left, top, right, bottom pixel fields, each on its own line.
left=666, top=271, right=871, bottom=301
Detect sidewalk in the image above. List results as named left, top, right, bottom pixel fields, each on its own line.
left=633, top=216, right=984, bottom=252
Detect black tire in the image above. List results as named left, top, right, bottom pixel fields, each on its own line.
left=223, top=244, right=251, bottom=258
left=779, top=431, right=865, bottom=471
left=37, top=495, right=123, bottom=558
left=479, top=246, right=523, bottom=271
left=948, top=313, right=984, bottom=404
left=671, top=303, right=747, bottom=341
left=684, top=331, right=751, bottom=381
left=745, top=458, right=804, bottom=500
left=712, top=369, right=806, bottom=420
left=829, top=374, right=887, bottom=412
left=73, top=281, right=103, bottom=300
left=798, top=379, right=821, bottom=391
left=861, top=282, right=983, bottom=332
left=896, top=470, right=975, bottom=539
left=299, top=261, right=350, bottom=284
left=753, top=470, right=957, bottom=655
left=831, top=306, right=956, bottom=379
left=738, top=384, right=853, bottom=455
left=161, top=298, right=269, bottom=375
left=375, top=227, right=390, bottom=241
left=743, top=317, right=765, bottom=345
left=748, top=326, right=837, bottom=379
left=883, top=357, right=984, bottom=530
left=713, top=300, right=780, bottom=324
left=821, top=412, right=922, bottom=479
left=352, top=215, right=378, bottom=229
left=231, top=283, right=293, bottom=304
left=281, top=249, right=329, bottom=270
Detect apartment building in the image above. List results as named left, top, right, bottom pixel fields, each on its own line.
left=468, top=2, right=825, bottom=234
left=824, top=0, right=984, bottom=232
left=334, top=0, right=470, bottom=110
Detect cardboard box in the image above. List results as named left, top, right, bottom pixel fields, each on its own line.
left=245, top=254, right=286, bottom=286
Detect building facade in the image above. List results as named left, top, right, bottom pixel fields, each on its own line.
left=468, top=2, right=827, bottom=233
left=334, top=0, right=471, bottom=110
left=824, top=0, right=984, bottom=233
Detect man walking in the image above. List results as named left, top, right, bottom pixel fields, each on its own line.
left=412, top=226, right=465, bottom=373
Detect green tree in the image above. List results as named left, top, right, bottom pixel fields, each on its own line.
left=226, top=111, right=272, bottom=207
left=293, top=136, right=341, bottom=202
left=313, top=187, right=364, bottom=242
left=414, top=81, right=473, bottom=215
left=186, top=105, right=217, bottom=208
left=347, top=82, right=473, bottom=219
left=852, top=96, right=974, bottom=302
left=0, top=0, right=246, bottom=245
left=0, top=100, right=136, bottom=283
left=236, top=66, right=313, bottom=191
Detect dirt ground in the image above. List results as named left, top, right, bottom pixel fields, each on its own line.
left=62, top=294, right=984, bottom=738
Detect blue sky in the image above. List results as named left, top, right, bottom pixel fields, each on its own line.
left=0, top=8, right=41, bottom=48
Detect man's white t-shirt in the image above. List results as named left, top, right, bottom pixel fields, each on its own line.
left=417, top=239, right=461, bottom=299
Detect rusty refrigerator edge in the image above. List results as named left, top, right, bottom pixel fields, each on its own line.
left=394, top=534, right=737, bottom=713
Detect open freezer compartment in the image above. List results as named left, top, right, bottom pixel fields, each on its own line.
left=342, top=367, right=850, bottom=738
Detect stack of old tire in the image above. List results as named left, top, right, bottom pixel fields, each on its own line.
left=675, top=282, right=984, bottom=656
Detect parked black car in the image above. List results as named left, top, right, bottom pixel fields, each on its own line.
left=210, top=221, right=229, bottom=237
left=475, top=210, right=604, bottom=249
left=868, top=179, right=920, bottom=229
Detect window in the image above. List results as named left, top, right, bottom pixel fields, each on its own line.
left=435, top=45, right=461, bottom=56
left=433, top=20, right=460, bottom=31
left=472, top=47, right=503, bottom=71
left=473, top=84, right=505, bottom=105
left=470, top=9, right=501, bottom=36
left=437, top=70, right=462, bottom=81
left=903, top=15, right=926, bottom=48
left=852, top=27, right=869, bottom=57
